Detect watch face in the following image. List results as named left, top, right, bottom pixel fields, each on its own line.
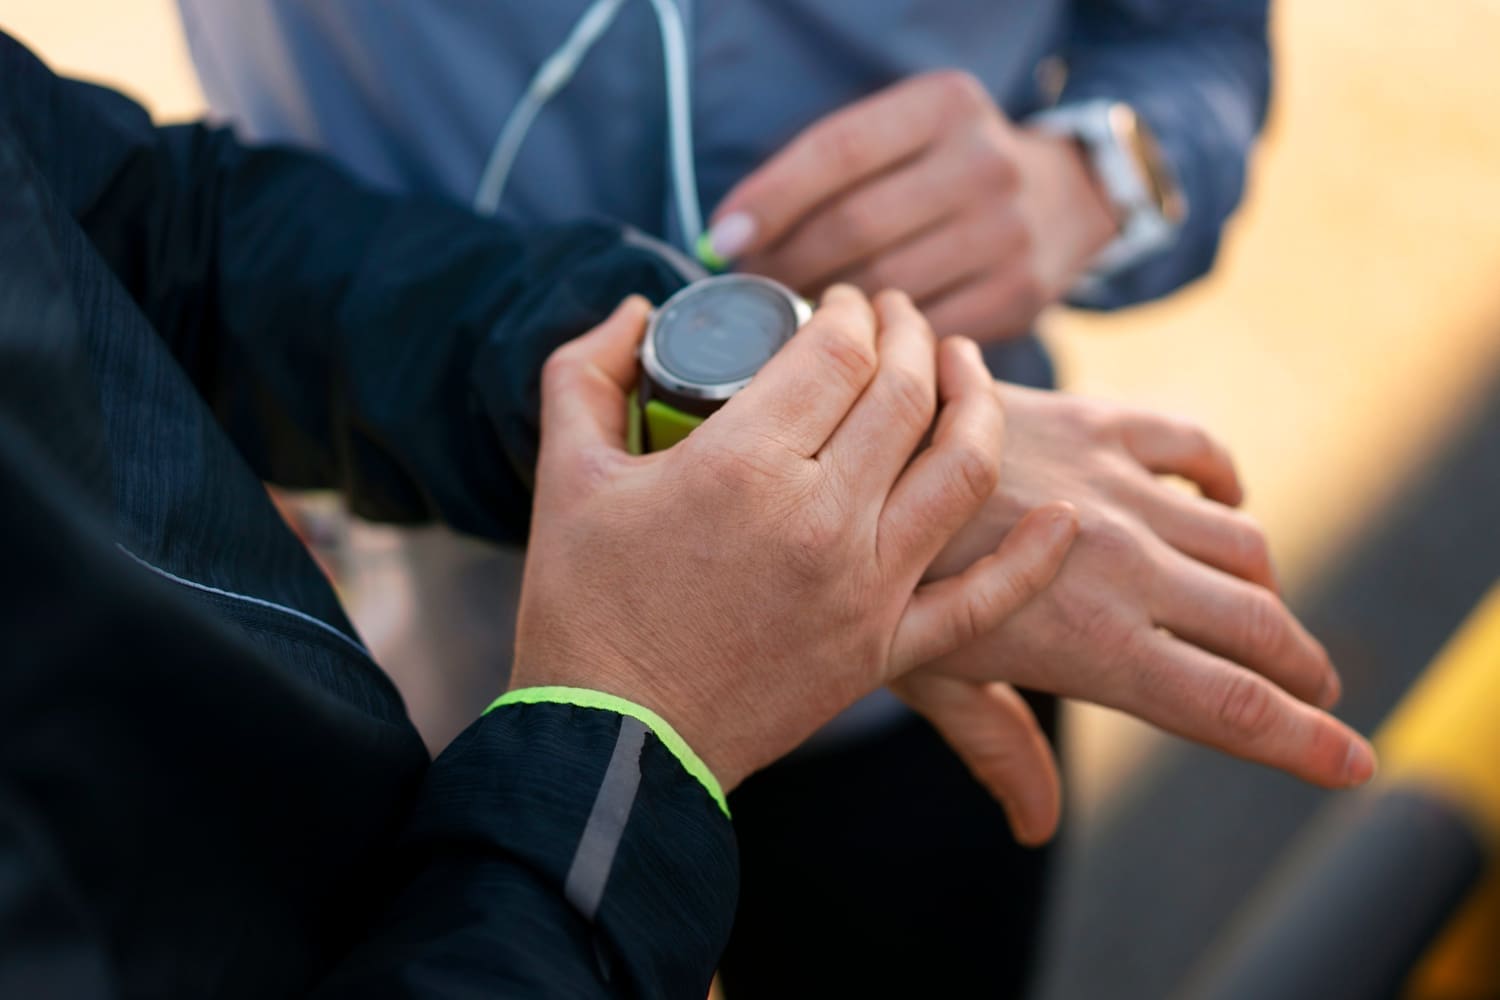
left=645, top=275, right=804, bottom=396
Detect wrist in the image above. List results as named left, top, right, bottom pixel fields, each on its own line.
left=1027, top=101, right=1186, bottom=285
left=508, top=630, right=755, bottom=788
left=1023, top=128, right=1119, bottom=262
left=491, top=684, right=732, bottom=817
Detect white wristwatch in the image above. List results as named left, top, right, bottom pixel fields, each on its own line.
left=1030, top=100, right=1186, bottom=284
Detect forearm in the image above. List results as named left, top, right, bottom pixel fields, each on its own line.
left=1057, top=0, right=1271, bottom=305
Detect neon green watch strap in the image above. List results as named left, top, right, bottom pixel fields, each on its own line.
left=626, top=391, right=704, bottom=454
left=643, top=399, right=703, bottom=451
left=486, top=686, right=730, bottom=819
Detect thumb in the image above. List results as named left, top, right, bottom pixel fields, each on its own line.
left=539, top=296, right=652, bottom=462
left=893, top=673, right=1062, bottom=846
left=889, top=502, right=1078, bottom=673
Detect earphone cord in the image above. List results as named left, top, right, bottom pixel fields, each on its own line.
left=472, top=0, right=705, bottom=251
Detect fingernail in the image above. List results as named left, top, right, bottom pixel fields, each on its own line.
left=701, top=212, right=757, bottom=268
left=1342, top=738, right=1377, bottom=787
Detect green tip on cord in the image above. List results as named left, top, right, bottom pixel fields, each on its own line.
left=695, top=231, right=728, bottom=273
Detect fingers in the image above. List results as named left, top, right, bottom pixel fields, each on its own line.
left=708, top=72, right=966, bottom=257
left=893, top=674, right=1061, bottom=846
left=1124, top=635, right=1375, bottom=789
left=538, top=296, right=652, bottom=460
left=890, top=503, right=1078, bottom=673
left=741, top=147, right=987, bottom=293
left=918, top=266, right=1046, bottom=343
left=816, top=291, right=936, bottom=499
left=709, top=285, right=877, bottom=458
left=1123, top=478, right=1279, bottom=592
left=1152, top=552, right=1338, bottom=708
left=1119, top=413, right=1244, bottom=506
left=836, top=200, right=1027, bottom=305
left=877, top=336, right=1006, bottom=572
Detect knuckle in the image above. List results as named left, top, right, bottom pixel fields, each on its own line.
left=814, top=323, right=878, bottom=391
left=1226, top=515, right=1273, bottom=574
left=1175, top=421, right=1217, bottom=459
left=539, top=348, right=579, bottom=394
left=949, top=439, right=1001, bottom=504
left=1239, top=590, right=1288, bottom=659
left=692, top=439, right=777, bottom=494
left=1078, top=405, right=1121, bottom=445
left=882, top=366, right=937, bottom=431
left=958, top=591, right=995, bottom=648
left=1082, top=512, right=1141, bottom=565
left=930, top=69, right=989, bottom=114
left=875, top=287, right=914, bottom=312
left=1215, top=672, right=1277, bottom=740
left=952, top=576, right=1026, bottom=651
left=824, top=123, right=870, bottom=178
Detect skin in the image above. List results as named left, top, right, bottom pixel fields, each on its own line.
left=901, top=386, right=1377, bottom=844
left=510, top=288, right=1078, bottom=789
left=513, top=295, right=1375, bottom=827
left=706, top=70, right=1120, bottom=342
left=698, top=69, right=1375, bottom=841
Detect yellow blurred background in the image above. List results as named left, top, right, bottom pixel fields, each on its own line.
left=8, top=0, right=1500, bottom=821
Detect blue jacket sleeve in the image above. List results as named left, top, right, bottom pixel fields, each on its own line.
left=1058, top=0, right=1271, bottom=307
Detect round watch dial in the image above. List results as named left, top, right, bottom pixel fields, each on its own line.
left=644, top=275, right=806, bottom=399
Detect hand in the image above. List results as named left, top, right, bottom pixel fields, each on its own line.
left=898, top=385, right=1376, bottom=843
left=510, top=289, right=1078, bottom=790
left=703, top=71, right=1118, bottom=342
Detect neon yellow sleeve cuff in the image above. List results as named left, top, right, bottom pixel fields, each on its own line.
left=485, top=686, right=730, bottom=819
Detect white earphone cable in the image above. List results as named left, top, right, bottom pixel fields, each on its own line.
left=473, top=0, right=629, bottom=216
left=472, top=0, right=704, bottom=251
left=644, top=0, right=703, bottom=247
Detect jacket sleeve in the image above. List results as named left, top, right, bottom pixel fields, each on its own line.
left=0, top=406, right=737, bottom=999
left=0, top=30, right=693, bottom=544
left=1056, top=0, right=1271, bottom=307
left=313, top=695, right=738, bottom=999
left=0, top=793, right=117, bottom=1000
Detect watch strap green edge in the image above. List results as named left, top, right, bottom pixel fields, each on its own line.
left=643, top=399, right=703, bottom=451
left=486, top=686, right=731, bottom=819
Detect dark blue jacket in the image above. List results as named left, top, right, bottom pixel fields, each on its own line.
left=0, top=32, right=731, bottom=998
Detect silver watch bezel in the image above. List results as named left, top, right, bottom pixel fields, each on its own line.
left=640, top=274, right=811, bottom=401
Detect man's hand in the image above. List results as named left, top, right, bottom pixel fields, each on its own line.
left=703, top=71, right=1118, bottom=342
left=895, top=386, right=1377, bottom=844
left=510, top=289, right=1078, bottom=791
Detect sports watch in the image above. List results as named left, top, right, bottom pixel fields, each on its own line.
left=1030, top=100, right=1186, bottom=284
left=635, top=274, right=811, bottom=452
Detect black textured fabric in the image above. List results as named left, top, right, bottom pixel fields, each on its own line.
left=0, top=31, right=732, bottom=998
left=721, top=699, right=1059, bottom=1000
